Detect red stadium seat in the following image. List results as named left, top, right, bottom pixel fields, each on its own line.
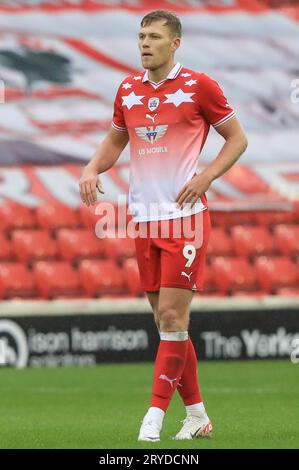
left=253, top=211, right=295, bottom=227
left=78, top=203, right=111, bottom=230
left=122, top=258, right=143, bottom=297
left=273, top=225, right=299, bottom=256
left=102, top=237, right=136, bottom=263
left=0, top=262, right=37, bottom=299
left=11, top=229, right=57, bottom=263
left=207, top=228, right=233, bottom=257
left=225, top=166, right=268, bottom=194
left=78, top=203, right=132, bottom=232
left=202, top=264, right=218, bottom=294
left=254, top=256, right=298, bottom=293
left=232, top=290, right=265, bottom=298
left=0, top=233, right=13, bottom=261
left=210, top=211, right=255, bottom=228
left=33, top=261, right=82, bottom=299
left=276, top=288, right=299, bottom=297
left=293, top=201, right=299, bottom=224
left=210, top=211, right=231, bottom=228
left=78, top=259, right=125, bottom=297
left=35, top=203, right=78, bottom=231
left=210, top=257, right=258, bottom=294
left=56, top=229, right=106, bottom=262
left=0, top=202, right=36, bottom=232
left=230, top=226, right=275, bottom=258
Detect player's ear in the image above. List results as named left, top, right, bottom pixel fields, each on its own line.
left=172, top=37, right=180, bottom=53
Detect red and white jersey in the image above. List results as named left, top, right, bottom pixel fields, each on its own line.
left=112, top=62, right=235, bottom=222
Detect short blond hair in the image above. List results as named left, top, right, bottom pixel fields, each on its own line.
left=140, top=10, right=182, bottom=38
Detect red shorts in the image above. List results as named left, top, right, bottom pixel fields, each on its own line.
left=134, top=208, right=211, bottom=292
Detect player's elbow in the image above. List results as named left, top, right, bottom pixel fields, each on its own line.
left=238, top=132, right=248, bottom=155
left=242, top=135, right=248, bottom=152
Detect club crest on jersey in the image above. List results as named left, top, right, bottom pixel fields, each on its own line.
left=148, top=97, right=159, bottom=111
left=135, top=125, right=168, bottom=144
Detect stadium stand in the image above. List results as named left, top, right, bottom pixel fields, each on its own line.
left=255, top=256, right=298, bottom=293
left=33, top=260, right=83, bottom=299
left=35, top=204, right=78, bottom=231
left=210, top=257, right=258, bottom=295
left=78, top=259, right=125, bottom=297
left=56, top=228, right=106, bottom=262
left=0, top=262, right=37, bottom=299
left=0, top=202, right=37, bottom=232
left=0, top=233, right=13, bottom=261
left=230, top=226, right=275, bottom=258
left=0, top=201, right=298, bottom=299
left=273, top=225, right=299, bottom=257
left=122, top=258, right=144, bottom=297
left=11, top=229, right=58, bottom=264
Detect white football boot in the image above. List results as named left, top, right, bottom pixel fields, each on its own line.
left=138, top=418, right=161, bottom=442
left=174, top=414, right=212, bottom=440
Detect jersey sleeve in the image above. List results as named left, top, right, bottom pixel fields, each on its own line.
left=112, top=83, right=127, bottom=132
left=198, top=74, right=235, bottom=128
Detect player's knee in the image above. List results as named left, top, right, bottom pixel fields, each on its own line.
left=154, top=315, right=160, bottom=331
left=158, top=307, right=181, bottom=331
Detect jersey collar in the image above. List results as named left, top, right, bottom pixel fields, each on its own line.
left=142, top=62, right=182, bottom=85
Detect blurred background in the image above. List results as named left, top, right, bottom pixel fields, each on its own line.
left=0, top=0, right=299, bottom=367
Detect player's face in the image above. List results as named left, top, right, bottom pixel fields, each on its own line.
left=138, top=20, right=180, bottom=70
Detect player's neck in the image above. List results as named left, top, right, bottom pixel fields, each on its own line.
left=147, top=60, right=175, bottom=84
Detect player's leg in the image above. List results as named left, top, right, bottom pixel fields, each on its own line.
left=138, top=211, right=212, bottom=440
left=138, top=287, right=193, bottom=441
left=135, top=225, right=164, bottom=441
left=172, top=209, right=212, bottom=439
left=174, top=336, right=212, bottom=439
left=160, top=210, right=212, bottom=439
left=146, top=290, right=204, bottom=415
left=146, top=290, right=211, bottom=440
left=138, top=291, right=160, bottom=441
left=146, top=291, right=159, bottom=330
left=146, top=290, right=209, bottom=437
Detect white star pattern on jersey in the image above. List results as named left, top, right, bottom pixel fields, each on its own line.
left=112, top=63, right=235, bottom=222
left=135, top=125, right=168, bottom=144
left=122, top=92, right=145, bottom=110
left=122, top=83, right=132, bottom=89
left=133, top=76, right=142, bottom=80
left=163, top=89, right=195, bottom=107
left=185, top=79, right=197, bottom=87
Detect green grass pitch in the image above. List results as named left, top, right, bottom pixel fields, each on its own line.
left=0, top=360, right=298, bottom=449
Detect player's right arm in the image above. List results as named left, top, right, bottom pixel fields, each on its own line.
left=79, top=127, right=129, bottom=206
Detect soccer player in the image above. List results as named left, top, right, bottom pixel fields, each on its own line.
left=79, top=10, right=247, bottom=441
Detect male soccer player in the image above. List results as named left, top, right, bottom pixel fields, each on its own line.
left=79, top=10, right=247, bottom=441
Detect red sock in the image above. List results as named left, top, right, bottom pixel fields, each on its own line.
left=177, top=337, right=202, bottom=406
left=150, top=332, right=189, bottom=412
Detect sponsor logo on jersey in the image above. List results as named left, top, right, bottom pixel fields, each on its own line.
left=138, top=146, right=168, bottom=156
left=135, top=125, right=168, bottom=144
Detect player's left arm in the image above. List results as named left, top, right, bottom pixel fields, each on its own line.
left=176, top=116, right=248, bottom=208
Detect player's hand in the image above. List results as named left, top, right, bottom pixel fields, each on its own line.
left=176, top=172, right=212, bottom=209
left=79, top=167, right=104, bottom=206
